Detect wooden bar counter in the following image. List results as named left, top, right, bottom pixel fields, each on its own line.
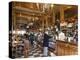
left=56, top=40, right=78, bottom=56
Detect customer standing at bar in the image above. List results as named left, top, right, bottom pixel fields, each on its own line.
left=43, top=31, right=51, bottom=57
left=56, top=19, right=60, bottom=31
left=23, top=34, right=30, bottom=57
left=29, top=32, right=34, bottom=47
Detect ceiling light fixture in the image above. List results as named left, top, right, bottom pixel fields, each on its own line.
left=67, top=6, right=72, bottom=9
left=51, top=4, right=54, bottom=7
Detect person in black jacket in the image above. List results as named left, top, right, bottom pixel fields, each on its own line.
left=29, top=32, right=34, bottom=47
left=43, top=31, right=51, bottom=56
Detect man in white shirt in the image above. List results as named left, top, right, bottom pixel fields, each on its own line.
left=58, top=31, right=66, bottom=41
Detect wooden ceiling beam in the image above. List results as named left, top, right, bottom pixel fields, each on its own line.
left=13, top=6, right=45, bottom=14
left=15, top=10, right=43, bottom=17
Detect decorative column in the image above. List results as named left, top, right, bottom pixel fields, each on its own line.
left=41, top=16, right=44, bottom=31
left=52, top=6, right=55, bottom=26
left=13, top=2, right=16, bottom=30
left=45, top=16, right=48, bottom=28
left=60, top=6, right=64, bottom=22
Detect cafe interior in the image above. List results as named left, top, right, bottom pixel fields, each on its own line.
left=9, top=1, right=78, bottom=58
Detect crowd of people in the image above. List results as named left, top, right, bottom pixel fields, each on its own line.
left=10, top=18, right=78, bottom=58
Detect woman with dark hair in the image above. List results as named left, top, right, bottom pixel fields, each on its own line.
left=23, top=34, right=30, bottom=57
